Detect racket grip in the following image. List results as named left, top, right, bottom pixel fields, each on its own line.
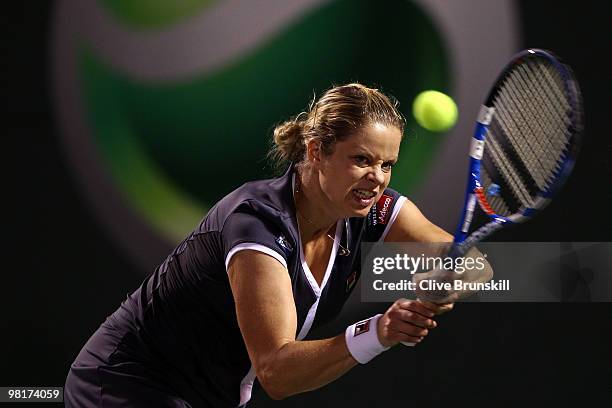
left=401, top=341, right=416, bottom=347
left=447, top=242, right=467, bottom=259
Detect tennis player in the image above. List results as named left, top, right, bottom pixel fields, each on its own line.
left=65, top=83, right=456, bottom=407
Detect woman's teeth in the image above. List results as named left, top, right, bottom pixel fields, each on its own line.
left=353, top=189, right=376, bottom=199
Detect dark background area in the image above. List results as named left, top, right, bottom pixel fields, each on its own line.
left=4, top=1, right=612, bottom=407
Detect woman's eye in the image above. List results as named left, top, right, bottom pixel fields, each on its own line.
left=354, top=156, right=369, bottom=166
left=382, top=162, right=395, bottom=172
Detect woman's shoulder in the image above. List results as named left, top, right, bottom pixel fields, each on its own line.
left=199, top=170, right=295, bottom=233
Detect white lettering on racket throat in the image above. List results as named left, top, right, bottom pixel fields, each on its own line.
left=470, top=138, right=485, bottom=160
left=477, top=105, right=495, bottom=125
left=462, top=194, right=477, bottom=233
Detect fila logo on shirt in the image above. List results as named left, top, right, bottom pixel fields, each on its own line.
left=376, top=194, right=394, bottom=225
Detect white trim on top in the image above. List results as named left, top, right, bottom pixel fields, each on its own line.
left=292, top=173, right=341, bottom=297
left=298, top=220, right=341, bottom=297
left=225, top=243, right=288, bottom=271
left=292, top=172, right=343, bottom=339
left=379, top=195, right=407, bottom=241
left=238, top=366, right=256, bottom=407
left=234, top=173, right=343, bottom=407
left=294, top=219, right=341, bottom=340
left=226, top=242, right=287, bottom=407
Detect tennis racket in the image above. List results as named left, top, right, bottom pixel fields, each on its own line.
left=405, top=48, right=583, bottom=345
left=450, top=48, right=583, bottom=257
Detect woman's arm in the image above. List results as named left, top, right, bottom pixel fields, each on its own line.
left=384, top=198, right=453, bottom=243
left=227, top=250, right=436, bottom=400
left=384, top=199, right=492, bottom=304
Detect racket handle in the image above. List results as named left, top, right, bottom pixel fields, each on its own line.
left=401, top=341, right=416, bottom=347
left=448, top=242, right=468, bottom=259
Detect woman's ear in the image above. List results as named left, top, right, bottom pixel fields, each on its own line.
left=305, top=138, right=322, bottom=163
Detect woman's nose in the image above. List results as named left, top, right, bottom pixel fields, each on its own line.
left=366, top=166, right=385, bottom=184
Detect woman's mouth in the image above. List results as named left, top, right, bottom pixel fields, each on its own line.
left=351, top=189, right=377, bottom=208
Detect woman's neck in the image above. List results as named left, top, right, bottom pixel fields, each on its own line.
left=294, top=168, right=339, bottom=241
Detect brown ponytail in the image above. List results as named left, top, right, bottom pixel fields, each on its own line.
left=270, top=116, right=306, bottom=165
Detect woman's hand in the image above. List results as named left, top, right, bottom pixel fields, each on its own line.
left=376, top=298, right=439, bottom=347
left=418, top=300, right=454, bottom=315
left=411, top=246, right=493, bottom=304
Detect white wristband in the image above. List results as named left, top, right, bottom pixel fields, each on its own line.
left=345, top=314, right=390, bottom=364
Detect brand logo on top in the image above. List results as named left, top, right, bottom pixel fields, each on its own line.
left=275, top=234, right=293, bottom=256
left=377, top=194, right=394, bottom=225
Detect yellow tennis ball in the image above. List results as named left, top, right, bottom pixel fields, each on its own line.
left=412, top=90, right=458, bottom=132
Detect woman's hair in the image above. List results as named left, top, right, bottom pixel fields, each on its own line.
left=268, top=83, right=406, bottom=171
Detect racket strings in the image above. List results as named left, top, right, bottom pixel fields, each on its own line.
left=516, top=61, right=572, bottom=150
left=503, top=67, right=566, bottom=176
left=521, top=62, right=571, bottom=127
left=484, top=58, right=574, bottom=207
left=492, top=101, right=549, bottom=189
left=519, top=62, right=572, bottom=157
left=483, top=127, right=534, bottom=209
left=494, top=87, right=558, bottom=190
left=529, top=62, right=576, bottom=156
left=496, top=68, right=568, bottom=185
left=531, top=61, right=571, bottom=114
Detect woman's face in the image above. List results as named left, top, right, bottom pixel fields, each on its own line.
left=316, top=123, right=402, bottom=218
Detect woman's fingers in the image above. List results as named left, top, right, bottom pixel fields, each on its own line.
left=418, top=300, right=455, bottom=315
left=397, top=299, right=436, bottom=319
left=378, top=299, right=438, bottom=346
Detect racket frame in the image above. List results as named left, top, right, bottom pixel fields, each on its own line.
left=452, top=48, right=583, bottom=256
